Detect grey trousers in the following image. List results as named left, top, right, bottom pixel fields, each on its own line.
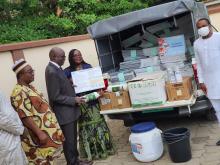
left=61, top=121, right=79, bottom=165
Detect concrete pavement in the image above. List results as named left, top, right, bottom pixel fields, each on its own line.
left=55, top=117, right=220, bottom=165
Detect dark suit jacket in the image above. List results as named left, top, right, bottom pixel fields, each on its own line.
left=45, top=62, right=80, bottom=125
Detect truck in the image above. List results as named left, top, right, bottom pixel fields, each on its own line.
left=87, top=0, right=215, bottom=126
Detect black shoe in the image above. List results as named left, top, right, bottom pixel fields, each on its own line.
left=216, top=140, right=220, bottom=146
left=77, top=159, right=93, bottom=165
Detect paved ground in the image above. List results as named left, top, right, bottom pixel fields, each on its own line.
left=55, top=116, right=220, bottom=165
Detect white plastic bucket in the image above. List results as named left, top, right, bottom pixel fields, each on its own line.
left=129, top=122, right=163, bottom=162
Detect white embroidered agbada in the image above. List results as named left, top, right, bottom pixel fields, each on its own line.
left=194, top=32, right=220, bottom=99
left=0, top=91, right=28, bottom=165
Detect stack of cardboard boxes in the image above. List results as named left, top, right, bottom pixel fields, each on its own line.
left=98, top=34, right=194, bottom=111
left=99, top=76, right=193, bottom=111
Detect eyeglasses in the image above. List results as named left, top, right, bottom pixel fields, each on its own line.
left=24, top=69, right=35, bottom=74
left=73, top=55, right=82, bottom=58
left=73, top=53, right=82, bottom=57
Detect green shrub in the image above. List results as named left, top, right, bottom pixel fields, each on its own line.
left=0, top=15, right=76, bottom=43
left=0, top=17, right=48, bottom=44
left=43, top=14, right=76, bottom=37
left=0, top=0, right=152, bottom=44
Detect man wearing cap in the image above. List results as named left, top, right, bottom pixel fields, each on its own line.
left=45, top=47, right=92, bottom=165
left=11, top=59, right=64, bottom=164
left=0, top=90, right=28, bottom=165
left=194, top=18, right=220, bottom=145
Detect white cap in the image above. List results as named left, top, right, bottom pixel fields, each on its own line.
left=12, top=59, right=29, bottom=75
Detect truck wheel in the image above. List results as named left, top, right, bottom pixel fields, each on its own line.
left=206, top=107, right=217, bottom=121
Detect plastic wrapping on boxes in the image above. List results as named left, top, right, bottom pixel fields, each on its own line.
left=122, top=47, right=159, bottom=62
left=134, top=66, right=161, bottom=76
left=142, top=47, right=159, bottom=57
left=109, top=70, right=135, bottom=83
left=140, top=57, right=160, bottom=68
left=122, top=49, right=147, bottom=61
left=180, top=64, right=193, bottom=77
left=120, top=60, right=141, bottom=70
left=160, top=55, right=186, bottom=63
left=161, top=62, right=193, bottom=78
left=120, top=57, right=160, bottom=70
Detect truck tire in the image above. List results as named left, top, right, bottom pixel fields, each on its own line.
left=206, top=107, right=217, bottom=121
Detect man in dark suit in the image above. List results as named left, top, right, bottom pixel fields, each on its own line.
left=45, top=47, right=92, bottom=165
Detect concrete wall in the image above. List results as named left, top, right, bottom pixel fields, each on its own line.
left=0, top=37, right=99, bottom=98
left=209, top=12, right=220, bottom=31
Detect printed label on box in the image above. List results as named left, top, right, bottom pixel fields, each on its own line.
left=118, top=98, right=123, bottom=105
left=100, top=98, right=111, bottom=105
left=176, top=89, right=183, bottom=96
left=129, top=81, right=157, bottom=89
left=115, top=92, right=120, bottom=97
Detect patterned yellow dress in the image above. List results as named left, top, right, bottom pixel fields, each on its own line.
left=11, top=84, right=64, bottom=165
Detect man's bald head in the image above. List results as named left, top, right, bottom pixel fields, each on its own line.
left=49, top=47, right=65, bottom=60
left=49, top=47, right=66, bottom=66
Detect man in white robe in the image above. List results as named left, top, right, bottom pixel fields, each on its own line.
left=194, top=18, right=220, bottom=145
left=0, top=90, right=28, bottom=165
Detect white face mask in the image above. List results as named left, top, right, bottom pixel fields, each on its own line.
left=198, top=26, right=210, bottom=37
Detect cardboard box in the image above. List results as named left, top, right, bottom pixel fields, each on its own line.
left=99, top=91, right=131, bottom=111
left=99, top=92, right=117, bottom=110
left=128, top=72, right=167, bottom=107
left=166, top=77, right=192, bottom=101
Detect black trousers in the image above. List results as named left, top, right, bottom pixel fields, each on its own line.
left=61, top=121, right=79, bottom=165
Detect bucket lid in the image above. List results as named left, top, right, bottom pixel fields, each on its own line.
left=131, top=122, right=156, bottom=133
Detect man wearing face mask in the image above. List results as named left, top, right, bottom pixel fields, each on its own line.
left=194, top=18, right=220, bottom=145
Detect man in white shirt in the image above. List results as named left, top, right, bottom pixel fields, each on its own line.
left=194, top=18, right=220, bottom=145
left=0, top=90, right=28, bottom=165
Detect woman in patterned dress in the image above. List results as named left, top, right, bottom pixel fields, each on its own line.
left=64, top=49, right=115, bottom=161
left=10, top=59, right=64, bottom=165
